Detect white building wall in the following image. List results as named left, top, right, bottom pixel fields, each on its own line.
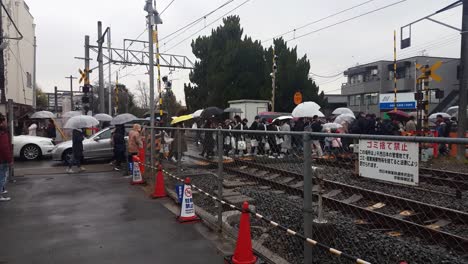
left=228, top=100, right=269, bottom=126
left=3, top=0, right=35, bottom=106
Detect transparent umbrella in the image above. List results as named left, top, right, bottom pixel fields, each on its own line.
left=64, top=115, right=99, bottom=129
left=429, top=112, right=451, bottom=122
left=323, top=123, right=343, bottom=131
left=111, top=113, right=137, bottom=125
left=334, top=113, right=355, bottom=124
left=292, top=101, right=322, bottom=118
left=31, top=111, right=56, bottom=119
left=63, top=111, right=82, bottom=118
left=332, top=107, right=353, bottom=115
left=94, top=113, right=113, bottom=122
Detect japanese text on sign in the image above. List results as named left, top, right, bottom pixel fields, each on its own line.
left=359, top=139, right=419, bottom=186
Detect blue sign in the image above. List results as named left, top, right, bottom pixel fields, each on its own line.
left=128, top=161, right=133, bottom=174
left=379, top=102, right=416, bottom=110
left=175, top=184, right=184, bottom=204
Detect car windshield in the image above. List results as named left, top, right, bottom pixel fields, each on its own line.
left=89, top=128, right=111, bottom=140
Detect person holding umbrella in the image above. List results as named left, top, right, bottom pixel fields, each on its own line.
left=67, top=128, right=85, bottom=173
left=0, top=113, right=12, bottom=201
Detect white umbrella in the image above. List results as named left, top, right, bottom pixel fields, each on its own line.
left=292, top=101, right=322, bottom=118
left=322, top=123, right=343, bottom=131
left=31, top=111, right=56, bottom=119
left=429, top=112, right=451, bottom=122
left=332, top=107, right=353, bottom=115
left=447, top=106, right=458, bottom=116
left=273, top=115, right=293, bottom=122
left=64, top=115, right=99, bottom=129
left=111, top=113, right=137, bottom=125
left=192, top=109, right=204, bottom=118
left=334, top=113, right=355, bottom=124
left=94, top=113, right=113, bottom=122
left=63, top=111, right=82, bottom=118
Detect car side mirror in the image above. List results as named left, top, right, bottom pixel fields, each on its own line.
left=94, top=136, right=100, bottom=141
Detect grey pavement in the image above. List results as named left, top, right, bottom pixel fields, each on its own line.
left=0, top=169, right=224, bottom=264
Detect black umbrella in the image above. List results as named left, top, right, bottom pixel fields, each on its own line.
left=200, top=107, right=223, bottom=119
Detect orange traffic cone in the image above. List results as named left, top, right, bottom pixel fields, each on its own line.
left=231, top=201, right=257, bottom=264
left=131, top=155, right=146, bottom=185
left=151, top=164, right=167, bottom=198
left=177, top=177, right=200, bottom=223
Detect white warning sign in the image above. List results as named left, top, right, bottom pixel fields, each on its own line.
left=359, top=139, right=419, bottom=186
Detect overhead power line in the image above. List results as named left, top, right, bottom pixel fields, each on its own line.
left=160, top=0, right=176, bottom=15
left=160, top=0, right=235, bottom=42
left=287, top=0, right=407, bottom=42
left=164, top=0, right=251, bottom=52
left=262, top=0, right=377, bottom=43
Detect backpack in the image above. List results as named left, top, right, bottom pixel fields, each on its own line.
left=350, top=119, right=361, bottom=134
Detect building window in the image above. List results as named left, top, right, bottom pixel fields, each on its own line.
left=364, top=93, right=379, bottom=105
left=348, top=95, right=361, bottom=106
left=26, top=72, right=32, bottom=88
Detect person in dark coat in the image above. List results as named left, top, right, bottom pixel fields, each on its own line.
left=249, top=116, right=260, bottom=155
left=0, top=113, right=12, bottom=201
left=67, top=128, right=85, bottom=173
left=46, top=119, right=56, bottom=139
left=112, top=125, right=126, bottom=171
left=256, top=119, right=268, bottom=156
left=201, top=119, right=215, bottom=158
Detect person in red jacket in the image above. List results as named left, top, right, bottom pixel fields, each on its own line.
left=0, top=113, right=12, bottom=201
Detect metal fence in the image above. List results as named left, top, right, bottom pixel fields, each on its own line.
left=142, top=126, right=468, bottom=264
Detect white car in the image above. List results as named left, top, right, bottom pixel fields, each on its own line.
left=13, top=135, right=55, bottom=160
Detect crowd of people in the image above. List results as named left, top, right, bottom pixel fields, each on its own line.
left=191, top=112, right=459, bottom=159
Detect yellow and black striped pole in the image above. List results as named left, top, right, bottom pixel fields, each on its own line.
left=154, top=27, right=163, bottom=119
left=423, top=67, right=429, bottom=131
left=393, top=30, right=397, bottom=111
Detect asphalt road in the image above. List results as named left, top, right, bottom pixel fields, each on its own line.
left=0, top=168, right=224, bottom=263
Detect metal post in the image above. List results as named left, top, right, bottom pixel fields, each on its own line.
left=32, top=36, right=37, bottom=109
left=146, top=0, right=156, bottom=173
left=7, top=99, right=14, bottom=182
left=315, top=168, right=325, bottom=223
left=54, top=86, right=58, bottom=113
left=97, top=21, right=105, bottom=114
left=458, top=2, right=468, bottom=159
left=217, top=129, right=224, bottom=231
left=84, top=35, right=90, bottom=114
left=176, top=129, right=181, bottom=174
left=271, top=48, right=276, bottom=112
left=65, top=75, right=77, bottom=110
left=303, top=133, right=313, bottom=264
left=107, top=28, right=112, bottom=115
left=0, top=2, right=5, bottom=104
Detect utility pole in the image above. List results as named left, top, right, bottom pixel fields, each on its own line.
left=84, top=35, right=91, bottom=114
left=145, top=0, right=162, bottom=172
left=0, top=1, right=5, bottom=104
left=32, top=36, right=37, bottom=109
left=107, top=27, right=112, bottom=115
left=458, top=1, right=468, bottom=159
left=97, top=21, right=105, bottom=114
left=54, top=86, right=58, bottom=113
left=271, top=49, right=277, bottom=112
left=65, top=75, right=77, bottom=110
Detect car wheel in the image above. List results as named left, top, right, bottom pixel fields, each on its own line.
left=62, top=149, right=73, bottom=164
left=21, top=144, right=42, bottom=161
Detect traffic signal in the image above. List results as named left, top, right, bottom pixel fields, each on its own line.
left=414, top=92, right=423, bottom=101
left=83, top=84, right=91, bottom=93
left=273, top=55, right=278, bottom=71
left=162, top=76, right=168, bottom=83
left=435, top=89, right=444, bottom=99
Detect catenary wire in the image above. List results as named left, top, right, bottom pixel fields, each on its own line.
left=287, top=0, right=408, bottom=42
left=160, top=0, right=235, bottom=42
left=164, top=0, right=251, bottom=52
left=262, top=0, right=377, bottom=43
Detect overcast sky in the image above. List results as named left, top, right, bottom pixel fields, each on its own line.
left=28, top=0, right=462, bottom=105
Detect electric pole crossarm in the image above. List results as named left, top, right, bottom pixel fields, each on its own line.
left=401, top=1, right=462, bottom=32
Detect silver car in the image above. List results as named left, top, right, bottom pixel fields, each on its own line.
left=51, top=127, right=131, bottom=163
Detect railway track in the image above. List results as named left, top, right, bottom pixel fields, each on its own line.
left=185, top=154, right=468, bottom=253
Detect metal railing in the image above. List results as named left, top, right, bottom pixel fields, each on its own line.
left=143, top=126, right=468, bottom=264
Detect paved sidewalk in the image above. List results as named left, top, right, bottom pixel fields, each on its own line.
left=0, top=171, right=224, bottom=264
